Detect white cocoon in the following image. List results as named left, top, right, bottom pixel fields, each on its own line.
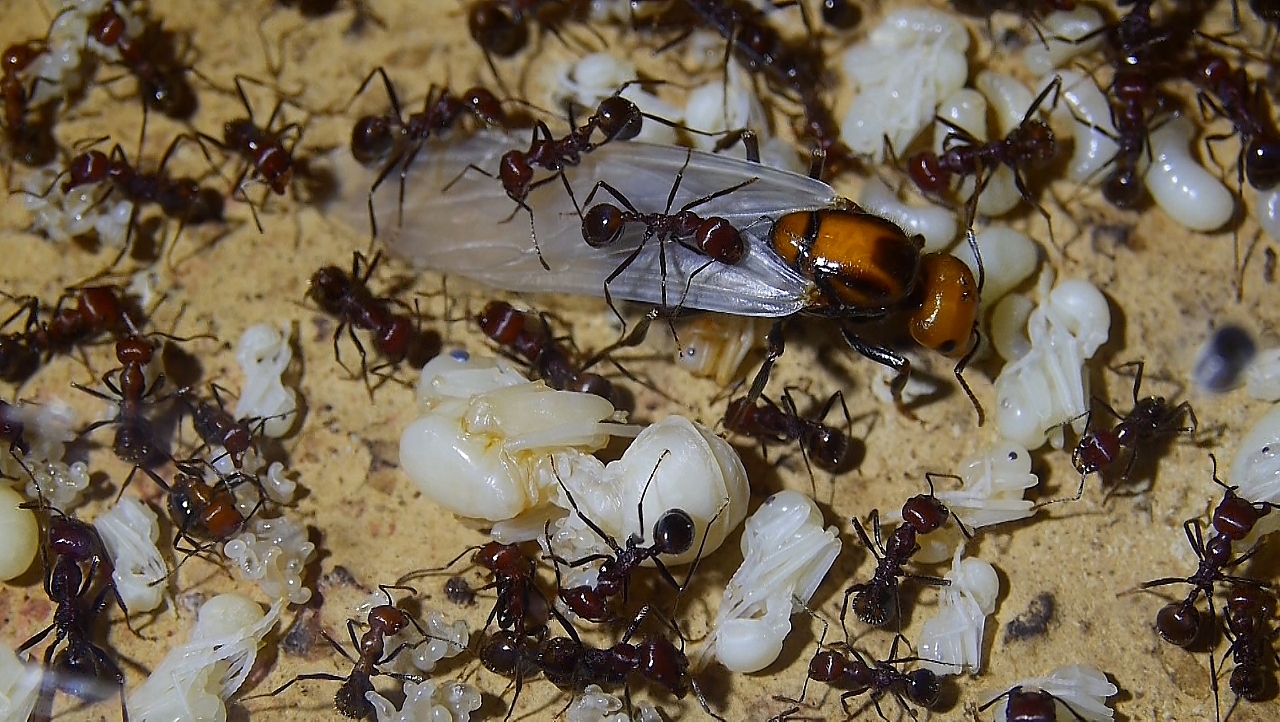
left=918, top=546, right=1000, bottom=675
left=0, top=486, right=38, bottom=581
left=94, top=497, right=168, bottom=612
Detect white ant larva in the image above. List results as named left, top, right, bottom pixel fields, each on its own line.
left=1021, top=5, right=1106, bottom=76
left=233, top=323, right=299, bottom=439
left=127, top=595, right=282, bottom=720
left=1143, top=116, right=1234, bottom=233
left=1048, top=71, right=1120, bottom=184
left=1245, top=346, right=1280, bottom=402
left=858, top=176, right=957, bottom=252
left=222, top=515, right=316, bottom=605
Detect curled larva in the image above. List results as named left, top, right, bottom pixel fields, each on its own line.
left=1143, top=116, right=1234, bottom=232
left=858, top=176, right=957, bottom=252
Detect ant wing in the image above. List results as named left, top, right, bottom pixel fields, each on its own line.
left=332, top=131, right=835, bottom=317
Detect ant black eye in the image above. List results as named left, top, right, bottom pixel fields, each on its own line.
left=652, top=509, right=695, bottom=556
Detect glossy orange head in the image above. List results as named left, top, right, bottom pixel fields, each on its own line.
left=907, top=253, right=979, bottom=357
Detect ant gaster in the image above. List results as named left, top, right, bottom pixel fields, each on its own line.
left=1191, top=51, right=1280, bottom=192
left=1221, top=584, right=1279, bottom=705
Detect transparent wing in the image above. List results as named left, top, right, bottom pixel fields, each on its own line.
left=329, top=131, right=837, bottom=316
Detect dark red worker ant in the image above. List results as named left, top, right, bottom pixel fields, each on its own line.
left=18, top=507, right=133, bottom=722
left=976, top=682, right=1092, bottom=722
left=39, top=138, right=226, bottom=267
left=443, top=88, right=694, bottom=269
left=908, top=76, right=1061, bottom=235
left=481, top=606, right=723, bottom=722
left=0, top=284, right=139, bottom=384
left=842, top=477, right=968, bottom=632
left=348, top=69, right=507, bottom=240
left=577, top=146, right=758, bottom=319
left=252, top=584, right=429, bottom=720
left=466, top=0, right=588, bottom=88
left=1221, top=584, right=1279, bottom=707
left=88, top=5, right=199, bottom=120
left=160, top=458, right=269, bottom=558
left=308, top=251, right=435, bottom=392
left=1067, top=361, right=1196, bottom=501
left=1191, top=51, right=1280, bottom=192
left=72, top=334, right=172, bottom=473
left=174, top=384, right=284, bottom=470
left=398, top=541, right=547, bottom=637
left=477, top=299, right=616, bottom=400
left=195, top=76, right=308, bottom=232
left=545, top=452, right=712, bottom=623
left=724, top=388, right=854, bottom=488
left=773, top=624, right=944, bottom=721
left=1092, top=70, right=1164, bottom=210
left=2, top=39, right=58, bottom=167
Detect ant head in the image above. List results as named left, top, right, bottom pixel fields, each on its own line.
left=1073, top=429, right=1120, bottom=476
left=1192, top=52, right=1229, bottom=90
left=467, top=1, right=527, bottom=58
left=652, top=509, right=695, bottom=556
left=582, top=204, right=625, bottom=247
left=367, top=604, right=410, bottom=635
left=223, top=118, right=258, bottom=149
left=809, top=427, right=850, bottom=469
left=1101, top=167, right=1145, bottom=209
left=595, top=95, right=642, bottom=142
left=905, top=668, right=942, bottom=708
left=1246, top=139, right=1280, bottom=192
left=498, top=151, right=533, bottom=199
left=350, top=115, right=396, bottom=165
left=144, top=72, right=198, bottom=121
left=2, top=41, right=44, bottom=72
left=115, top=335, right=155, bottom=365
left=907, top=152, right=950, bottom=195
left=906, top=253, right=979, bottom=359
left=462, top=86, right=506, bottom=127
left=696, top=218, right=745, bottom=265
left=808, top=649, right=848, bottom=684
left=308, top=265, right=349, bottom=307
left=1155, top=600, right=1201, bottom=647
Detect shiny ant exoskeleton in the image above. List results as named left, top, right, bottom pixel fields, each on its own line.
left=577, top=146, right=757, bottom=316
left=907, top=76, right=1061, bottom=233
left=724, top=388, right=854, bottom=481
left=481, top=607, right=722, bottom=721
left=2, top=39, right=58, bottom=167
left=88, top=5, right=199, bottom=120
left=174, top=384, right=281, bottom=470
left=1191, top=51, right=1280, bottom=192
left=545, top=452, right=704, bottom=623
left=308, top=251, right=435, bottom=390
left=253, top=584, right=429, bottom=720
left=842, top=478, right=965, bottom=630
left=72, top=334, right=171, bottom=472
left=976, top=683, right=1092, bottom=722
left=466, top=0, right=585, bottom=84
left=774, top=625, right=944, bottom=721
left=444, top=89, right=688, bottom=269
left=1221, top=584, right=1279, bottom=705
left=477, top=299, right=615, bottom=400
left=348, top=69, right=506, bottom=240
left=161, top=458, right=267, bottom=555
left=399, top=541, right=547, bottom=637
left=0, top=284, right=138, bottom=384
left=1068, top=361, right=1196, bottom=500
left=17, top=508, right=131, bottom=722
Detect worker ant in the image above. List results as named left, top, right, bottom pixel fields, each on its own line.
left=2, top=39, right=58, bottom=167
left=18, top=507, right=132, bottom=722
left=399, top=541, right=548, bottom=637
left=1221, top=584, right=1279, bottom=706
left=308, top=250, right=436, bottom=392
left=908, top=76, right=1061, bottom=236
left=160, top=458, right=270, bottom=558
left=275, top=0, right=384, bottom=33
left=481, top=605, right=722, bottom=721
left=545, top=451, right=715, bottom=623
left=977, top=683, right=1093, bottom=722
left=1068, top=361, right=1196, bottom=501
left=576, top=146, right=758, bottom=320
left=842, top=478, right=968, bottom=631
left=88, top=5, right=199, bottom=120
left=72, top=334, right=172, bottom=472
left=347, top=69, right=507, bottom=240
left=1191, top=51, right=1280, bottom=192
left=477, top=299, right=616, bottom=401
left=773, top=623, right=945, bottom=721
left=174, top=384, right=286, bottom=470
left=252, top=584, right=429, bottom=719
left=724, top=388, right=855, bottom=488
left=0, top=284, right=139, bottom=385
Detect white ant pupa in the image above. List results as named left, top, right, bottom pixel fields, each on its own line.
left=916, top=544, right=1000, bottom=676
left=700, top=490, right=840, bottom=673
left=980, top=664, right=1119, bottom=722
left=94, top=497, right=168, bottom=613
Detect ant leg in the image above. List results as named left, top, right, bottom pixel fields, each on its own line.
left=581, top=307, right=658, bottom=372
left=744, top=320, right=786, bottom=407
left=578, top=179, right=640, bottom=218
left=440, top=162, right=495, bottom=194
left=254, top=672, right=349, bottom=700
left=16, top=623, right=55, bottom=656
left=839, top=327, right=920, bottom=422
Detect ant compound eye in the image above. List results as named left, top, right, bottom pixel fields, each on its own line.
left=351, top=116, right=395, bottom=165
left=1156, top=602, right=1200, bottom=647
left=597, top=96, right=642, bottom=141
left=583, top=205, right=624, bottom=247
left=653, top=509, right=695, bottom=556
